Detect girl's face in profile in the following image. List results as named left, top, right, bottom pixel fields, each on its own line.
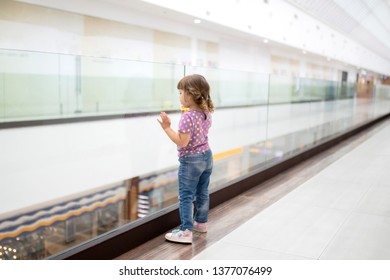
left=179, top=89, right=192, bottom=108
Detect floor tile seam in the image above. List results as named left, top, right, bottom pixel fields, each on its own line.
left=316, top=197, right=362, bottom=260
left=347, top=180, right=381, bottom=215
left=351, top=209, right=390, bottom=220
left=361, top=181, right=390, bottom=190
left=317, top=212, right=390, bottom=260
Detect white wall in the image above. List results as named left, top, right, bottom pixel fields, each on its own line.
left=218, top=37, right=271, bottom=73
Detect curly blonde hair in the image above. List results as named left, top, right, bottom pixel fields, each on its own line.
left=177, top=74, right=214, bottom=113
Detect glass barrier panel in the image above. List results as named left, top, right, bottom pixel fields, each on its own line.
left=268, top=75, right=294, bottom=104
left=0, top=49, right=62, bottom=121
left=372, top=84, right=390, bottom=118
left=0, top=50, right=187, bottom=122
left=339, top=81, right=356, bottom=99
left=80, top=57, right=184, bottom=115
left=266, top=74, right=312, bottom=164
left=349, top=83, right=357, bottom=98
left=353, top=98, right=371, bottom=126
left=0, top=70, right=3, bottom=121
left=209, top=105, right=269, bottom=186
left=188, top=67, right=269, bottom=107
left=58, top=54, right=78, bottom=117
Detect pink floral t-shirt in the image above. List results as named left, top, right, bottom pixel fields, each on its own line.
left=177, top=110, right=212, bottom=157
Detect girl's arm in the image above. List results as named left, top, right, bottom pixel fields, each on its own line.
left=158, top=112, right=190, bottom=147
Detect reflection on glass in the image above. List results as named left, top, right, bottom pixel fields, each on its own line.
left=0, top=184, right=127, bottom=259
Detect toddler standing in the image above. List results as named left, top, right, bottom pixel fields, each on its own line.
left=157, top=74, right=214, bottom=244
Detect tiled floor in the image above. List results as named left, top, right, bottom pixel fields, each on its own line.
left=194, top=119, right=390, bottom=260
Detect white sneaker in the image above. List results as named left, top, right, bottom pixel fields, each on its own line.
left=165, top=229, right=193, bottom=244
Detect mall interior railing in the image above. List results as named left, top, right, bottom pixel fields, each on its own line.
left=0, top=49, right=361, bottom=122
left=1, top=48, right=390, bottom=260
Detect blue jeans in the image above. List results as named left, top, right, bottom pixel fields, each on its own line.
left=178, top=150, right=213, bottom=231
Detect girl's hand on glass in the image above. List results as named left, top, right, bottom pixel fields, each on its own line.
left=157, top=112, right=171, bottom=130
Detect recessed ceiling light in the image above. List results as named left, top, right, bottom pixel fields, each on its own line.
left=263, top=38, right=269, bottom=43
left=193, top=19, right=201, bottom=24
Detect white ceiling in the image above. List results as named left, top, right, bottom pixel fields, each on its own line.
left=19, top=0, right=390, bottom=73
left=133, top=0, right=390, bottom=73
left=286, top=0, right=390, bottom=61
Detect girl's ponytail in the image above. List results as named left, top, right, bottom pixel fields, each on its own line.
left=206, top=95, right=214, bottom=113
left=177, top=74, right=214, bottom=113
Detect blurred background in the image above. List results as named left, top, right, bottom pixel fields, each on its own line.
left=1, top=0, right=390, bottom=260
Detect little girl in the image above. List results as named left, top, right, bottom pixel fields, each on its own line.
left=157, top=74, right=214, bottom=244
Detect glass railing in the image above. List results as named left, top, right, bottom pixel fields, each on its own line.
left=1, top=48, right=390, bottom=260
left=0, top=49, right=186, bottom=121
left=0, top=49, right=360, bottom=122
